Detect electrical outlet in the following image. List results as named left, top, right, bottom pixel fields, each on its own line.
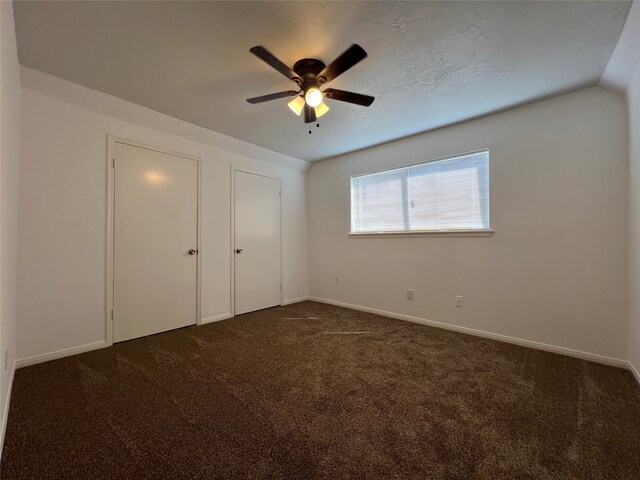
left=406, top=289, right=414, bottom=301
left=456, top=295, right=463, bottom=307
left=335, top=277, right=339, bottom=284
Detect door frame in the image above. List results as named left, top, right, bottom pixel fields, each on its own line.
left=106, top=135, right=202, bottom=346
left=230, top=167, right=283, bottom=317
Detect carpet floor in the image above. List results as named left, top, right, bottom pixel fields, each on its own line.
left=1, top=301, right=639, bottom=479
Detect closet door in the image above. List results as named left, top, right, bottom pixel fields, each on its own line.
left=113, top=142, right=198, bottom=342
left=234, top=170, right=281, bottom=315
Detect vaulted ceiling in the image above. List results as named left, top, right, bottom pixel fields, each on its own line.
left=13, top=1, right=631, bottom=161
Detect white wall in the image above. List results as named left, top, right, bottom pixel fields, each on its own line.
left=0, top=0, right=21, bottom=455
left=17, top=70, right=308, bottom=364
left=602, top=0, right=640, bottom=381
left=627, top=39, right=640, bottom=378
left=308, top=87, right=629, bottom=364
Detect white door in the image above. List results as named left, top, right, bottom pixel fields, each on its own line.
left=234, top=171, right=281, bottom=315
left=113, top=142, right=198, bottom=342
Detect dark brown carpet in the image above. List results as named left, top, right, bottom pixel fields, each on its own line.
left=2, top=301, right=639, bottom=479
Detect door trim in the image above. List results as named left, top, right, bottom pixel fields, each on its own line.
left=230, top=167, right=283, bottom=317
left=106, top=135, right=202, bottom=346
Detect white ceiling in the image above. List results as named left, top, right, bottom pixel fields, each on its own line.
left=13, top=1, right=631, bottom=162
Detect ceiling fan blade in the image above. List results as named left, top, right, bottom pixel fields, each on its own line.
left=250, top=46, right=302, bottom=83
left=317, top=44, right=367, bottom=84
left=323, top=88, right=375, bottom=107
left=304, top=104, right=317, bottom=123
left=246, top=90, right=299, bottom=104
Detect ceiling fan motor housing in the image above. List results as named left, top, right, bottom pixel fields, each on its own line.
left=293, top=58, right=327, bottom=90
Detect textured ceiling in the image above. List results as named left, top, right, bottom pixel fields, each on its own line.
left=13, top=1, right=630, bottom=162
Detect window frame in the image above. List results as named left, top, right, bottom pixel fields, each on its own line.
left=348, top=149, right=494, bottom=237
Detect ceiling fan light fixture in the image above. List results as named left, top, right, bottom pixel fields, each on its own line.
left=287, top=96, right=305, bottom=116
left=305, top=88, right=323, bottom=108
left=247, top=44, right=374, bottom=128
left=315, top=101, right=329, bottom=118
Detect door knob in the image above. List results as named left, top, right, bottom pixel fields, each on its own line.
left=188, top=249, right=197, bottom=255
left=235, top=248, right=243, bottom=254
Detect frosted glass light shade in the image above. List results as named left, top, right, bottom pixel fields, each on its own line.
left=315, top=101, right=329, bottom=118
left=287, top=96, right=305, bottom=116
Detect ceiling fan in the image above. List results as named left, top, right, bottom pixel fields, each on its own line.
left=246, top=44, right=375, bottom=124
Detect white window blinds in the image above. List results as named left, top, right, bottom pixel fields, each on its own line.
left=350, top=151, right=489, bottom=233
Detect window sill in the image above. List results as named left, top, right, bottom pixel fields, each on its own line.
left=348, top=229, right=494, bottom=238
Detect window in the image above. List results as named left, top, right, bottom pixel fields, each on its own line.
left=350, top=150, right=490, bottom=234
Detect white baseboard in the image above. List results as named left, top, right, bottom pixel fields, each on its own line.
left=200, top=313, right=232, bottom=325
left=16, top=340, right=108, bottom=369
left=630, top=362, right=640, bottom=385
left=0, top=358, right=16, bottom=463
left=283, top=296, right=309, bottom=306
left=307, top=297, right=628, bottom=368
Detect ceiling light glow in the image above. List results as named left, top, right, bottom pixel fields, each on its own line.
left=305, top=88, right=323, bottom=108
